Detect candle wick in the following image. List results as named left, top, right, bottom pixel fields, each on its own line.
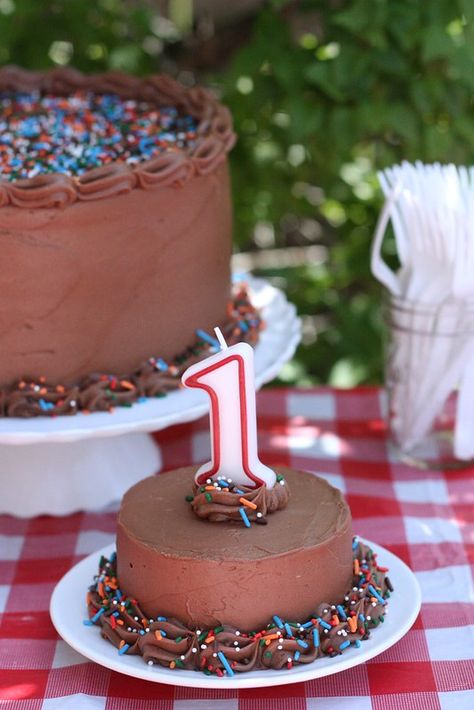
left=214, top=327, right=229, bottom=350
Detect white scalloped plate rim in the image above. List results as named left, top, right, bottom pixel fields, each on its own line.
left=0, top=274, right=301, bottom=444
left=50, top=538, right=421, bottom=690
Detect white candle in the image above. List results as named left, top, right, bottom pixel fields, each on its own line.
left=182, top=329, right=276, bottom=489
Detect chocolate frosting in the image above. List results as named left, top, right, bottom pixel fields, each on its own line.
left=85, top=537, right=393, bottom=675
left=0, top=286, right=260, bottom=417
left=116, top=467, right=353, bottom=631
left=190, top=474, right=289, bottom=522
left=0, top=66, right=235, bottom=206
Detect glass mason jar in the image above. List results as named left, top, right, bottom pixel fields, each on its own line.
left=385, top=295, right=474, bottom=469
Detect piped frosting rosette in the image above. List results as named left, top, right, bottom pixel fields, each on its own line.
left=188, top=473, right=290, bottom=524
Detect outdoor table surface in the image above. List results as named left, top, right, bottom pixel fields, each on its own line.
left=0, top=386, right=473, bottom=710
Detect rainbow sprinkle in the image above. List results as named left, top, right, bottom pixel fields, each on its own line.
left=238, top=507, right=251, bottom=528
left=0, top=91, right=198, bottom=181
left=217, top=651, right=234, bottom=677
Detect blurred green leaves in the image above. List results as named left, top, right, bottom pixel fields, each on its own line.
left=0, top=0, right=158, bottom=73
left=219, top=0, right=474, bottom=386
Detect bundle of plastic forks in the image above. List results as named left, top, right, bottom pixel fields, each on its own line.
left=372, top=161, right=474, bottom=458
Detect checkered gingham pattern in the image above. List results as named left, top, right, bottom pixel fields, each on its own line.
left=0, top=386, right=473, bottom=710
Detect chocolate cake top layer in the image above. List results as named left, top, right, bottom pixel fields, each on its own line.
left=118, top=466, right=350, bottom=560
left=0, top=66, right=235, bottom=208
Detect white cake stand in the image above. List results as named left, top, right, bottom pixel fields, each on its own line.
left=0, top=275, right=301, bottom=517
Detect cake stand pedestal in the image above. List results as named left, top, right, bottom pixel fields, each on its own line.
left=0, top=433, right=161, bottom=517
left=0, top=275, right=300, bottom=517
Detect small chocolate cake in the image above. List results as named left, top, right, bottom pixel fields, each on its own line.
left=85, top=467, right=393, bottom=674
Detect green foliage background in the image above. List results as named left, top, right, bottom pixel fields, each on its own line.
left=1, top=0, right=473, bottom=386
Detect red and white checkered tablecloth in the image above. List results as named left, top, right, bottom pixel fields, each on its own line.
left=0, top=386, right=473, bottom=710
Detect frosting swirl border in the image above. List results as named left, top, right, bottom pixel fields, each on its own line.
left=189, top=474, right=290, bottom=523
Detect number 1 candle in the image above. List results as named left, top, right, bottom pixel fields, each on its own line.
left=182, top=329, right=276, bottom=489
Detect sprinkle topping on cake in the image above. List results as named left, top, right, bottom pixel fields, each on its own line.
left=0, top=91, right=198, bottom=181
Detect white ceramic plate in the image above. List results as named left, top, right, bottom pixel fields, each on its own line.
left=0, top=274, right=300, bottom=444
left=50, top=539, right=421, bottom=689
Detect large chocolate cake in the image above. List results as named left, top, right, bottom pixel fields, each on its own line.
left=0, top=66, right=254, bottom=417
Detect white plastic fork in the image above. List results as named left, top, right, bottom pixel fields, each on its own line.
left=374, top=162, right=474, bottom=454
left=455, top=357, right=474, bottom=460
left=452, top=168, right=474, bottom=458
left=370, top=179, right=403, bottom=296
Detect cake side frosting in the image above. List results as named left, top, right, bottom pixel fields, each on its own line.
left=85, top=537, right=392, bottom=674
left=0, top=161, right=233, bottom=395
left=0, top=285, right=260, bottom=417
left=0, top=66, right=235, bottom=207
